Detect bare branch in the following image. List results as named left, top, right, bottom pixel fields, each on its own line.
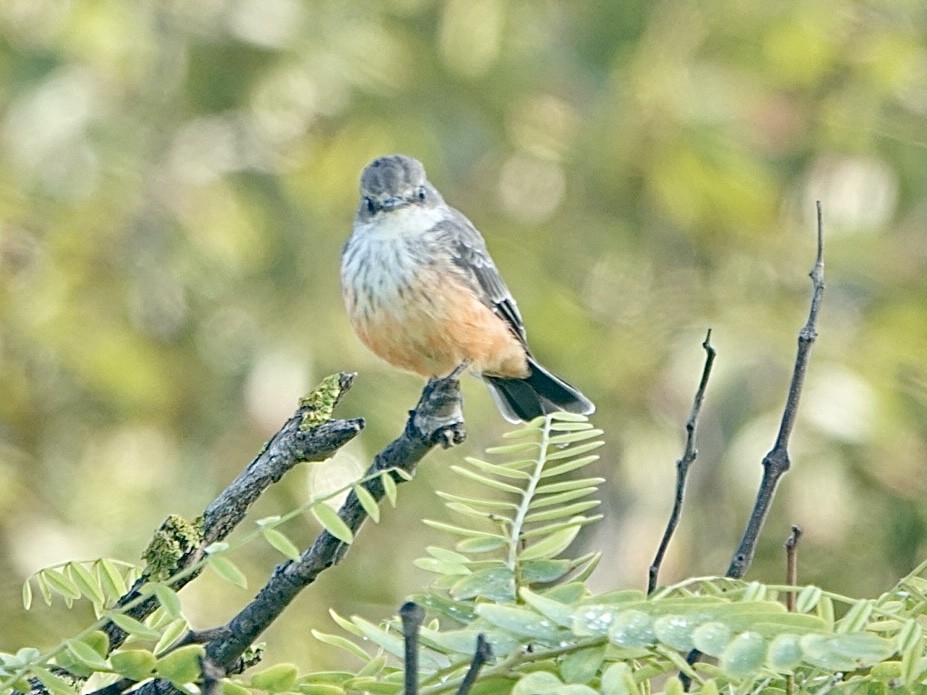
left=727, top=203, right=825, bottom=579
left=102, top=373, right=364, bottom=650
left=785, top=525, right=803, bottom=611
left=648, top=329, right=716, bottom=594
left=200, top=373, right=464, bottom=671
left=401, top=602, right=427, bottom=695
left=455, top=635, right=493, bottom=695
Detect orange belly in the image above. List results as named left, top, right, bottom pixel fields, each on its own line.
left=348, top=276, right=528, bottom=379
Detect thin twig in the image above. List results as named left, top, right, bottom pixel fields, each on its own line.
left=726, top=203, right=825, bottom=579
left=648, top=329, right=716, bottom=594
left=455, top=635, right=493, bottom=695
left=400, top=602, right=426, bottom=695
left=682, top=206, right=825, bottom=691
left=103, top=374, right=364, bottom=650
left=784, top=525, right=803, bottom=611
left=200, top=373, right=465, bottom=671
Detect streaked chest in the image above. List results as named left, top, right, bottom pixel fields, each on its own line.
left=341, top=205, right=450, bottom=320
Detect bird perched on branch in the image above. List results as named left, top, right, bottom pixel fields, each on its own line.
left=340, top=154, right=594, bottom=423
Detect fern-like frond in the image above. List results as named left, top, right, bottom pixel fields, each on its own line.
left=419, top=413, right=604, bottom=600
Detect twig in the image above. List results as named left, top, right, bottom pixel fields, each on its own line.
left=681, top=206, right=825, bottom=691
left=726, top=202, right=825, bottom=579
left=455, top=635, right=493, bottom=695
left=648, top=329, right=716, bottom=594
left=785, top=525, right=803, bottom=611
left=401, top=602, right=426, bottom=695
left=102, top=373, right=364, bottom=650
left=200, top=373, right=465, bottom=671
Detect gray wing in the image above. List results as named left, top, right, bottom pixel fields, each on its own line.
left=433, top=210, right=529, bottom=347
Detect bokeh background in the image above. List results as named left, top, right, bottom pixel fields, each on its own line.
left=2, top=0, right=926, bottom=672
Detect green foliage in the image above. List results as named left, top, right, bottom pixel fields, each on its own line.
left=309, top=415, right=927, bottom=694
left=10, top=417, right=927, bottom=694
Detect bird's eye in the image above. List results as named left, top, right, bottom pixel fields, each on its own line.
left=416, top=186, right=427, bottom=202
left=365, top=197, right=377, bottom=214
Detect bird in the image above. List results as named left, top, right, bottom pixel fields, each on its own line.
left=340, top=154, right=594, bottom=423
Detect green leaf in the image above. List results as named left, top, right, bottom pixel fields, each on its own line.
left=96, top=559, right=129, bottom=598
left=465, top=456, right=533, bottom=479
left=68, top=562, right=105, bottom=605
left=262, top=527, right=303, bottom=561
left=32, top=666, right=78, bottom=695
left=444, top=501, right=496, bottom=520
left=477, top=604, right=562, bottom=641
left=794, top=585, right=823, bottom=614
left=22, top=578, right=32, bottom=610
left=518, top=523, right=582, bottom=561
left=524, top=501, right=601, bottom=524
left=600, top=663, right=638, bottom=695
left=451, top=567, right=515, bottom=601
left=251, top=663, right=299, bottom=692
left=413, top=558, right=471, bottom=576
left=653, top=614, right=697, bottom=652
left=35, top=571, right=53, bottom=605
left=43, top=568, right=81, bottom=601
left=424, top=546, right=471, bottom=563
left=65, top=638, right=110, bottom=671
left=484, top=442, right=539, bottom=455
left=766, top=633, right=803, bottom=672
left=154, top=617, right=189, bottom=653
left=450, top=465, right=523, bottom=493
left=436, top=491, right=518, bottom=511
left=519, top=588, right=574, bottom=627
left=105, top=611, right=161, bottom=640
left=520, top=559, right=574, bottom=584
left=111, top=649, right=157, bottom=681
left=719, top=631, right=765, bottom=679
left=152, top=583, right=183, bottom=619
left=312, top=504, right=354, bottom=544
left=209, top=556, right=248, bottom=588
left=530, top=487, right=600, bottom=509
left=548, top=429, right=604, bottom=445
left=800, top=632, right=894, bottom=671
left=544, top=442, right=603, bottom=462
left=380, top=472, right=398, bottom=506
left=606, top=609, right=656, bottom=647
left=353, top=484, right=380, bottom=522
left=836, top=598, right=872, bottom=633
left=156, top=644, right=204, bottom=685
left=540, top=452, right=602, bottom=474
left=547, top=412, right=590, bottom=423
left=456, top=535, right=506, bottom=553
left=350, top=617, right=439, bottom=669
left=311, top=631, right=371, bottom=661
left=691, top=622, right=732, bottom=657
left=423, top=519, right=503, bottom=539
left=560, top=645, right=606, bottom=684
left=535, top=478, right=606, bottom=495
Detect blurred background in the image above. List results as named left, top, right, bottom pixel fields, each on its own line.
left=2, top=0, right=926, bottom=672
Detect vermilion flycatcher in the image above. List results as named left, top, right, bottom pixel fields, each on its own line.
left=341, top=154, right=594, bottom=423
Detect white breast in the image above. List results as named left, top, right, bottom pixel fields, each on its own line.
left=341, top=204, right=449, bottom=322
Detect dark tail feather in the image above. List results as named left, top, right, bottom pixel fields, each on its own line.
left=484, top=357, right=595, bottom=423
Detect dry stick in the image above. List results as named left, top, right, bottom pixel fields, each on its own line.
left=200, top=374, right=465, bottom=672
left=784, top=525, right=803, bottom=611
left=683, top=205, right=825, bottom=689
left=648, top=329, right=717, bottom=594
left=726, top=202, right=825, bottom=579
left=401, top=602, right=427, bottom=695
left=103, top=373, right=364, bottom=650
left=455, top=635, right=493, bottom=695
left=96, top=374, right=464, bottom=695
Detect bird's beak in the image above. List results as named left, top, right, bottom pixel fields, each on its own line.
left=381, top=196, right=407, bottom=211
